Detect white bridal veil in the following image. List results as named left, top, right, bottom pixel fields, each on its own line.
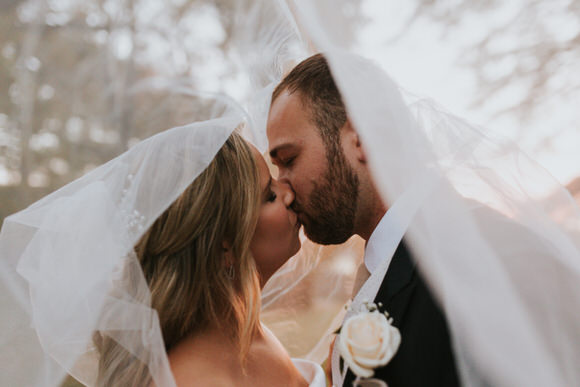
left=0, top=109, right=243, bottom=386
left=2, top=0, right=580, bottom=386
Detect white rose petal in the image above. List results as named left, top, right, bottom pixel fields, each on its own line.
left=339, top=310, right=401, bottom=378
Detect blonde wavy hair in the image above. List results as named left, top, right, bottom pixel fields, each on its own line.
left=94, top=131, right=262, bottom=386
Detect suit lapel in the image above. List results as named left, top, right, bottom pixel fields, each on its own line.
left=375, top=240, right=416, bottom=325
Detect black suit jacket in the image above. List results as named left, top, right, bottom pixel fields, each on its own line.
left=342, top=241, right=460, bottom=387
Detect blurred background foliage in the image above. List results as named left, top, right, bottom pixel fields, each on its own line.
left=406, top=0, right=580, bottom=153
left=0, top=0, right=264, bottom=220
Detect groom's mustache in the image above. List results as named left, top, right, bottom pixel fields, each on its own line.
left=290, top=201, right=302, bottom=213
left=290, top=200, right=308, bottom=219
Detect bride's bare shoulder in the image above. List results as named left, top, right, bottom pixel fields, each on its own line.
left=168, top=334, right=235, bottom=387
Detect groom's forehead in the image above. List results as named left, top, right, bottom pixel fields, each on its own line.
left=268, top=90, right=313, bottom=128
left=267, top=90, right=324, bottom=152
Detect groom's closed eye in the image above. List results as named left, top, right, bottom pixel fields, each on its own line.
left=279, top=156, right=296, bottom=167
left=273, top=153, right=298, bottom=169
left=270, top=144, right=298, bottom=167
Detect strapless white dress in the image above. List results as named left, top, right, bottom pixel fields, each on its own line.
left=292, top=358, right=326, bottom=387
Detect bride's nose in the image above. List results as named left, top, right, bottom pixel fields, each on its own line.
left=280, top=182, right=295, bottom=207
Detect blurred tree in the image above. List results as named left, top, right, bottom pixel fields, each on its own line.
left=404, top=0, right=580, bottom=121
left=403, top=0, right=580, bottom=154
left=0, top=0, right=243, bottom=220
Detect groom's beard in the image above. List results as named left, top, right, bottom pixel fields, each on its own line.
left=293, top=146, right=359, bottom=245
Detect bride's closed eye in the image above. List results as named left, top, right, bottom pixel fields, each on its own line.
left=268, top=191, right=277, bottom=202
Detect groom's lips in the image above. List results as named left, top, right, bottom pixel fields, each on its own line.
left=292, top=203, right=307, bottom=228
left=291, top=212, right=302, bottom=229
left=296, top=213, right=306, bottom=227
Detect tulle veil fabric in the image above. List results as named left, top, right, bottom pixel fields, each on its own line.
left=2, top=0, right=580, bottom=386
left=0, top=112, right=244, bottom=386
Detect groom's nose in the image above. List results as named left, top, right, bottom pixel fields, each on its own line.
left=280, top=182, right=295, bottom=207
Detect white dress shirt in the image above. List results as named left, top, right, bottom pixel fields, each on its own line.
left=364, top=211, right=402, bottom=275
left=351, top=211, right=402, bottom=297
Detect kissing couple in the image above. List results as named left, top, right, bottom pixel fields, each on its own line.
left=5, top=50, right=579, bottom=387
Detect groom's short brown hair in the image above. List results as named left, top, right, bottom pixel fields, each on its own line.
left=272, top=53, right=347, bottom=147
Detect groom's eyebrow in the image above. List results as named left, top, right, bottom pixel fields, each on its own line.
left=269, top=144, right=293, bottom=160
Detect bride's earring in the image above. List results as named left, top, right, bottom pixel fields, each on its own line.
left=226, top=265, right=235, bottom=280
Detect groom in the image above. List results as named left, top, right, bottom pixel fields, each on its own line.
left=266, top=54, right=460, bottom=387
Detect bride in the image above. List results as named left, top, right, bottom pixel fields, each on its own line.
left=95, top=130, right=321, bottom=387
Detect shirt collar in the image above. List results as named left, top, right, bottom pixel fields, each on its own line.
left=364, top=210, right=402, bottom=274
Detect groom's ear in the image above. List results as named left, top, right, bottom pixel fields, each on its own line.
left=343, top=119, right=367, bottom=164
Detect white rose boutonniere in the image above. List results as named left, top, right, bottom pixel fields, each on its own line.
left=338, top=302, right=401, bottom=381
